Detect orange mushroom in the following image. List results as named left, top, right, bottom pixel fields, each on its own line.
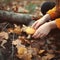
left=25, top=27, right=35, bottom=35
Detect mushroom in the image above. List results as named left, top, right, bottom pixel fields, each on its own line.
left=22, top=25, right=35, bottom=39
left=22, top=25, right=35, bottom=35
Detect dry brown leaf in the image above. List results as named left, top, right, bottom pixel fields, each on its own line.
left=39, top=50, right=45, bottom=54
left=22, top=54, right=32, bottom=60
left=12, top=39, right=21, bottom=45
left=42, top=53, right=55, bottom=60
left=17, top=47, right=27, bottom=55
left=17, top=47, right=27, bottom=58
left=18, top=7, right=29, bottom=13
left=13, top=27, right=22, bottom=34
left=1, top=40, right=7, bottom=49
left=7, top=28, right=14, bottom=33
left=0, top=32, right=9, bottom=39
left=17, top=46, right=32, bottom=60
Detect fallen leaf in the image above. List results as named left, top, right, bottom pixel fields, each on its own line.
left=39, top=50, right=45, bottom=54
left=42, top=53, right=55, bottom=60
left=0, top=32, right=9, bottom=39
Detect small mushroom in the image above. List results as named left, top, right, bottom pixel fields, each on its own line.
left=22, top=25, right=35, bottom=35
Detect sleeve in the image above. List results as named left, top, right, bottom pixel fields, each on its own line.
left=55, top=18, right=60, bottom=29
left=47, top=7, right=59, bottom=20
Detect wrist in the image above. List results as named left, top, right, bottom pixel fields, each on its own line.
left=47, top=21, right=57, bottom=29
left=38, top=14, right=51, bottom=24
left=41, top=14, right=51, bottom=22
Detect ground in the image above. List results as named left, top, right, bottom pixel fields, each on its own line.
left=0, top=0, right=60, bottom=60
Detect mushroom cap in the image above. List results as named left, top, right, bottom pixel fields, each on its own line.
left=25, top=27, right=35, bottom=34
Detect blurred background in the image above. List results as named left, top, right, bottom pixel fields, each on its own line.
left=0, top=0, right=55, bottom=12
left=0, top=0, right=55, bottom=20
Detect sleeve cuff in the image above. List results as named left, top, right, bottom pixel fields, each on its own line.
left=47, top=7, right=58, bottom=19
left=55, top=18, right=60, bottom=29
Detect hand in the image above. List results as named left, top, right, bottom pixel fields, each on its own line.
left=32, top=23, right=51, bottom=38
left=32, top=14, right=50, bottom=29
left=32, top=19, right=45, bottom=29
left=32, top=21, right=56, bottom=38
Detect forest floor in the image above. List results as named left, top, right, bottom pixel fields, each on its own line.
left=0, top=0, right=60, bottom=60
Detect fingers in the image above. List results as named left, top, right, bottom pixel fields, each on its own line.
left=32, top=21, right=38, bottom=29
left=32, top=33, right=46, bottom=38
left=32, top=21, right=41, bottom=29
left=32, top=30, right=39, bottom=38
left=34, top=23, right=41, bottom=29
left=40, top=34, right=46, bottom=38
left=32, top=30, right=47, bottom=38
left=35, top=33, right=42, bottom=38
left=32, top=22, right=50, bottom=39
left=32, top=30, right=42, bottom=38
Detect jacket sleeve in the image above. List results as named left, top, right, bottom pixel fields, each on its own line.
left=47, top=7, right=59, bottom=19
left=55, top=18, right=60, bottom=29
left=47, top=7, right=60, bottom=29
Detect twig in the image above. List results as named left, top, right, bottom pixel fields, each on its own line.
left=2, top=23, right=9, bottom=31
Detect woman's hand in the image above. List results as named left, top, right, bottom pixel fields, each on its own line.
left=32, top=19, right=44, bottom=29
left=32, top=14, right=50, bottom=29
left=32, top=21, right=56, bottom=38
